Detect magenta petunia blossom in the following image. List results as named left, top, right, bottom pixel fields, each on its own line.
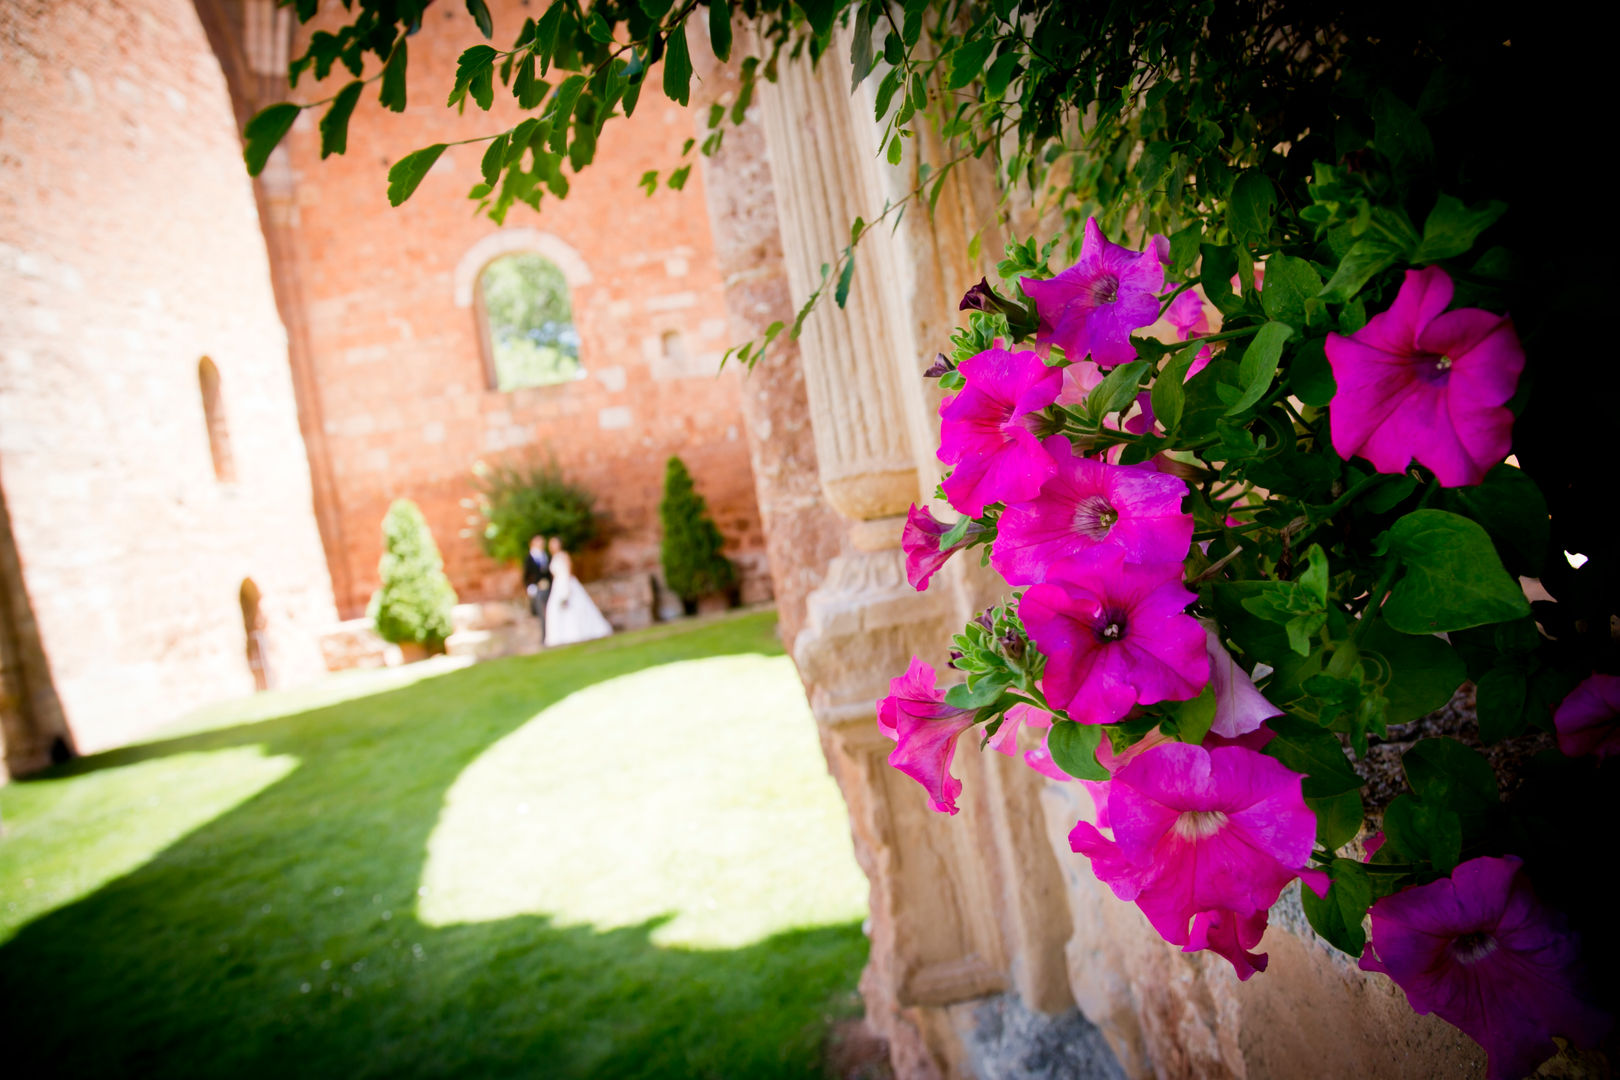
left=1069, top=742, right=1321, bottom=978
left=938, top=347, right=1063, bottom=516
left=1020, top=547, right=1208, bottom=724
left=986, top=703, right=1072, bottom=782
left=1360, top=856, right=1611, bottom=1080
left=1166, top=287, right=1212, bottom=341
left=992, top=437, right=1193, bottom=585
left=1553, top=673, right=1620, bottom=759
left=1325, top=266, right=1524, bottom=488
left=1207, top=628, right=1283, bottom=738
left=876, top=657, right=977, bottom=815
left=902, top=504, right=982, bottom=592
left=1021, top=218, right=1165, bottom=368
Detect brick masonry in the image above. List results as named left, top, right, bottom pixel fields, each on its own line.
left=0, top=0, right=338, bottom=753
left=275, top=0, right=771, bottom=626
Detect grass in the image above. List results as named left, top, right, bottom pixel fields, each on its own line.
left=0, top=611, right=869, bottom=1079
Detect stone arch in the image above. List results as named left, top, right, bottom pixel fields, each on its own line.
left=465, top=241, right=588, bottom=392
left=239, top=577, right=269, bottom=691
left=198, top=356, right=235, bottom=482
left=452, top=228, right=592, bottom=308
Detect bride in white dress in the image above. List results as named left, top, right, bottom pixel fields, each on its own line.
left=543, top=537, right=613, bottom=647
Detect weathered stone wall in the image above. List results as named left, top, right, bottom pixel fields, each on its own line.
left=0, top=0, right=337, bottom=756
left=274, top=0, right=770, bottom=627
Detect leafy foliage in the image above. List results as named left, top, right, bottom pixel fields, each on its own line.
left=369, top=499, right=458, bottom=646
left=659, top=457, right=736, bottom=603
left=472, top=456, right=598, bottom=565
left=479, top=253, right=582, bottom=390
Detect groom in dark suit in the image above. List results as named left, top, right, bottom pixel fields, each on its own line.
left=522, top=534, right=553, bottom=643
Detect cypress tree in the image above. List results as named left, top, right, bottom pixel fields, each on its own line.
left=659, top=456, right=736, bottom=607
left=368, top=498, right=458, bottom=646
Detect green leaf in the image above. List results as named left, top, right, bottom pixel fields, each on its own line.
left=547, top=75, right=588, bottom=154
left=1224, top=321, right=1293, bottom=415
left=834, top=254, right=856, bottom=308
left=1047, top=721, right=1110, bottom=781
left=243, top=102, right=301, bottom=177
left=1167, top=224, right=1201, bottom=276
left=985, top=48, right=1020, bottom=100
left=1381, top=510, right=1531, bottom=634
left=1318, top=237, right=1403, bottom=304
left=1383, top=794, right=1462, bottom=874
left=1358, top=621, right=1465, bottom=726
left=848, top=4, right=874, bottom=92
left=534, top=2, right=565, bottom=74
left=1086, top=360, right=1149, bottom=420
left=379, top=39, right=409, bottom=112
left=1475, top=664, right=1529, bottom=743
left=901, top=0, right=926, bottom=46
left=1263, top=713, right=1362, bottom=797
left=584, top=10, right=614, bottom=42
left=318, top=80, right=363, bottom=159
left=465, top=0, right=493, bottom=38
left=667, top=164, right=692, bottom=190
left=1373, top=90, right=1435, bottom=180
left=1308, top=789, right=1365, bottom=851
left=1135, top=141, right=1173, bottom=191
left=661, top=26, right=692, bottom=106
left=1290, top=337, right=1336, bottom=407
left=1150, top=343, right=1199, bottom=435
left=514, top=55, right=549, bottom=110
left=1301, top=858, right=1371, bottom=955
left=886, top=133, right=903, bottom=166
left=448, top=45, right=498, bottom=110
left=947, top=35, right=995, bottom=90
left=1227, top=170, right=1277, bottom=241
left=1441, top=464, right=1549, bottom=576
left=797, top=0, right=835, bottom=38
left=708, top=0, right=732, bottom=62
left=480, top=134, right=509, bottom=187
left=1259, top=255, right=1322, bottom=330
left=1169, top=681, right=1216, bottom=745
left=1403, top=737, right=1497, bottom=823
left=386, top=143, right=447, bottom=207
left=1414, top=194, right=1506, bottom=263
left=944, top=679, right=1007, bottom=709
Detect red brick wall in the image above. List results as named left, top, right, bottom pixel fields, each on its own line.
left=0, top=0, right=338, bottom=751
left=281, top=0, right=769, bottom=622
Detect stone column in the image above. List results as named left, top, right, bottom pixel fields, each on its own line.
left=0, top=470, right=74, bottom=777
left=757, top=44, right=1017, bottom=1079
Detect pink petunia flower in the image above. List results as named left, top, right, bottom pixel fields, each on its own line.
left=876, top=657, right=978, bottom=814
left=1068, top=742, right=1322, bottom=978
left=938, top=347, right=1063, bottom=516
left=1207, top=628, right=1283, bottom=738
left=985, top=703, right=1072, bottom=782
left=992, top=437, right=1193, bottom=585
left=1054, top=358, right=1106, bottom=407
left=1360, top=856, right=1611, bottom=1080
left=1021, top=218, right=1165, bottom=368
left=901, top=504, right=982, bottom=592
left=1325, top=266, right=1524, bottom=488
left=1167, top=287, right=1212, bottom=342
left=1020, top=547, right=1208, bottom=725
left=1553, top=673, right=1620, bottom=760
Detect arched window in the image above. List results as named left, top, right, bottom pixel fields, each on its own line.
left=475, top=253, right=583, bottom=392
left=239, top=578, right=270, bottom=691
left=198, top=357, right=235, bottom=482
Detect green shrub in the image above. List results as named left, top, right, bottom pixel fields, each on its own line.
left=659, top=456, right=736, bottom=604
left=368, top=499, right=457, bottom=646
left=472, top=456, right=598, bottom=564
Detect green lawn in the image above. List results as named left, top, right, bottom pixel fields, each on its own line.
left=0, top=611, right=870, bottom=1079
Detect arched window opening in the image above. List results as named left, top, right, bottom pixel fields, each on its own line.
left=198, top=357, right=235, bottom=482
left=240, top=578, right=270, bottom=692
left=475, top=253, right=583, bottom=392
left=661, top=330, right=688, bottom=365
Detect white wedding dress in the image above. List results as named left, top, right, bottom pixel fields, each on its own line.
left=543, top=555, right=613, bottom=646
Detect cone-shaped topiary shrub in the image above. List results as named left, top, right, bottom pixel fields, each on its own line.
left=368, top=498, right=457, bottom=647
left=659, top=456, right=736, bottom=608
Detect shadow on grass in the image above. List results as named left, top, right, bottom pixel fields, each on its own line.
left=0, top=614, right=867, bottom=1079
